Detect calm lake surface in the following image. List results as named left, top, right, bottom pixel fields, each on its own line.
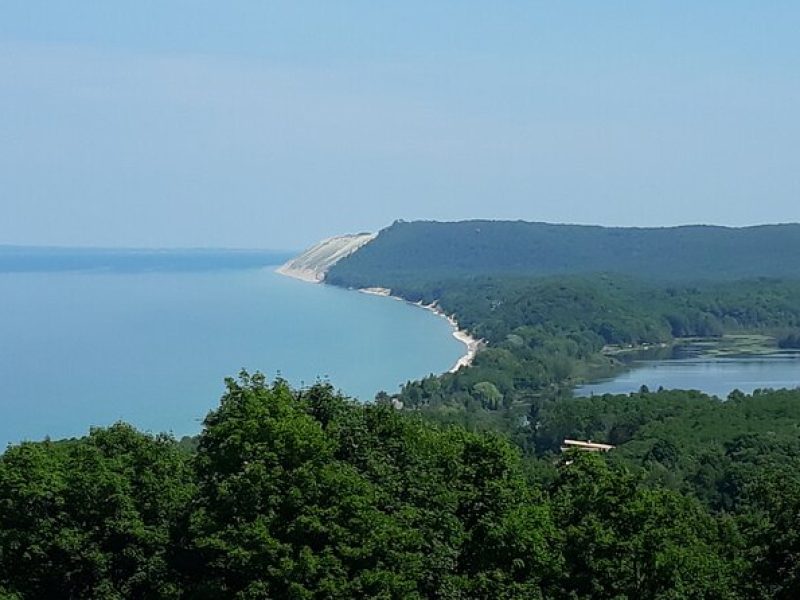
left=0, top=265, right=464, bottom=446
left=575, top=352, right=800, bottom=398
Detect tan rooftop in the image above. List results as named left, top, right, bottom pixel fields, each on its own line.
left=561, top=439, right=615, bottom=453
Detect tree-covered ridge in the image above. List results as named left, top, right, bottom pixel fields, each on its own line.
left=412, top=275, right=800, bottom=345
left=5, top=374, right=800, bottom=598
left=324, top=220, right=800, bottom=431
left=326, top=220, right=800, bottom=285
left=382, top=276, right=800, bottom=428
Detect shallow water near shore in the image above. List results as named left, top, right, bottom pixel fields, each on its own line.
left=0, top=267, right=464, bottom=446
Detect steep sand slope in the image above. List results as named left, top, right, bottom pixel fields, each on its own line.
left=276, top=233, right=376, bottom=282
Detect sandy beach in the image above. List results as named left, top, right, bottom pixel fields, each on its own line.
left=448, top=325, right=481, bottom=372
left=358, top=287, right=392, bottom=297
left=416, top=301, right=481, bottom=372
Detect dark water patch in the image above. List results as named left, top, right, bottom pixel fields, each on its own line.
left=0, top=247, right=295, bottom=273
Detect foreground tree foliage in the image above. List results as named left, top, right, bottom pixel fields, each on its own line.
left=2, top=374, right=799, bottom=598
left=183, top=373, right=563, bottom=598
left=0, top=425, right=193, bottom=598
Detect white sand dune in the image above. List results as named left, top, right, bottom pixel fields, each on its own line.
left=277, top=233, right=376, bottom=283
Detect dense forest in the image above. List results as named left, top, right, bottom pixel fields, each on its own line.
left=326, top=220, right=800, bottom=285
left=357, top=275, right=800, bottom=437
left=3, top=374, right=800, bottom=599
left=328, top=221, right=800, bottom=432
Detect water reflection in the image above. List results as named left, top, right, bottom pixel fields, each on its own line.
left=576, top=343, right=800, bottom=398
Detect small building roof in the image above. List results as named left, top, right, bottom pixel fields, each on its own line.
left=561, top=439, right=614, bottom=452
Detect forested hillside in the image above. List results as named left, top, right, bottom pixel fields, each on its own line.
left=369, top=276, right=800, bottom=436
left=326, top=220, right=800, bottom=286
left=322, top=220, right=800, bottom=441
left=3, top=374, right=800, bottom=599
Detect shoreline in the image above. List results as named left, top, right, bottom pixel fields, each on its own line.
left=277, top=269, right=480, bottom=373
left=360, top=287, right=481, bottom=372
left=275, top=264, right=325, bottom=283
left=417, top=300, right=481, bottom=373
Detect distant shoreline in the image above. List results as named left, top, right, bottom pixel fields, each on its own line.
left=276, top=268, right=480, bottom=374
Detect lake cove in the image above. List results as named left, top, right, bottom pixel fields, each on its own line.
left=575, top=337, right=800, bottom=398
left=0, top=267, right=464, bottom=446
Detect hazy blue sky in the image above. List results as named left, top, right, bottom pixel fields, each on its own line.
left=2, top=2, right=799, bottom=249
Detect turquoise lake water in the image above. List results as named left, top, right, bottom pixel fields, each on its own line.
left=0, top=266, right=464, bottom=446
left=575, top=353, right=800, bottom=398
